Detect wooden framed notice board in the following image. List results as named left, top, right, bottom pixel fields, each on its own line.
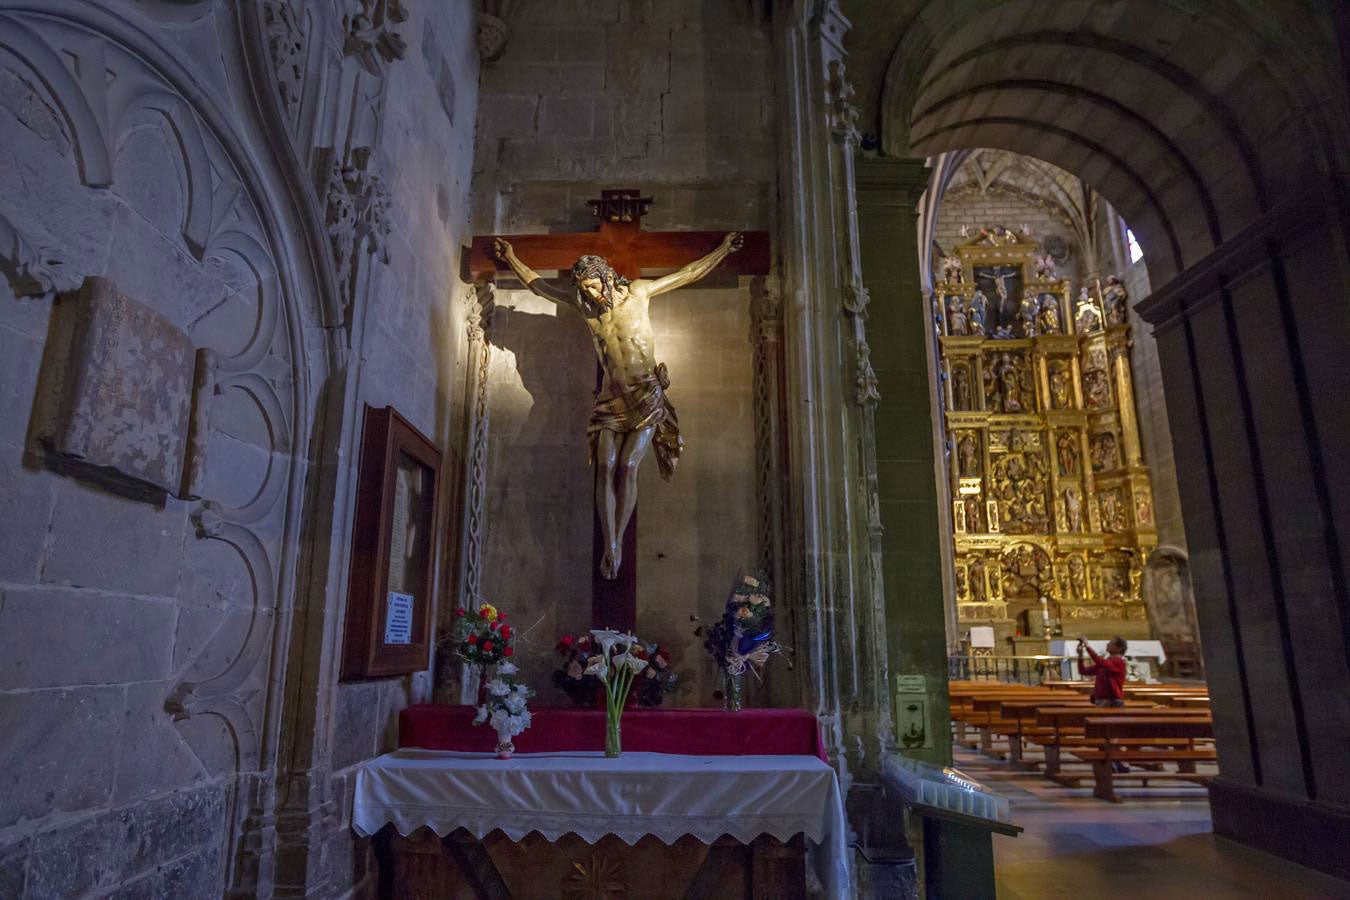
left=341, top=405, right=444, bottom=680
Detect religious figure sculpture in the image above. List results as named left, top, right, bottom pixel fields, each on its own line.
left=942, top=255, right=964, bottom=284
left=991, top=270, right=1016, bottom=325
left=1049, top=365, right=1071, bottom=409
left=1056, top=431, right=1079, bottom=476
left=946, top=294, right=968, bottom=335
left=952, top=365, right=972, bottom=410
left=494, top=232, right=743, bottom=579
left=968, top=557, right=987, bottom=604
left=968, top=290, right=989, bottom=336
left=958, top=434, right=979, bottom=476
left=1102, top=274, right=1129, bottom=327
left=1064, top=485, right=1082, bottom=532
left=1067, top=554, right=1088, bottom=603
left=995, top=352, right=1024, bottom=413
left=1019, top=293, right=1040, bottom=338
left=1038, top=294, right=1062, bottom=334
left=1034, top=252, right=1056, bottom=280
left=1075, top=287, right=1102, bottom=333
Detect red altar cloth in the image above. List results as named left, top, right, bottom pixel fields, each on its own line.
left=399, top=706, right=827, bottom=762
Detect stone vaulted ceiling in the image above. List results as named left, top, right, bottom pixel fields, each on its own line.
left=841, top=0, right=1350, bottom=282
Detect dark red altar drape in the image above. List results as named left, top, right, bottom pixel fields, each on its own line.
left=399, top=706, right=827, bottom=762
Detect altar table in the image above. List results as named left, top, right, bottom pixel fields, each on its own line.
left=353, top=748, right=851, bottom=898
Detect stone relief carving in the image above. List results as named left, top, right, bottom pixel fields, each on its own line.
left=854, top=340, right=881, bottom=406
left=0, top=211, right=78, bottom=297
left=39, top=278, right=213, bottom=501
left=0, top=10, right=313, bottom=896
left=461, top=282, right=496, bottom=610
left=477, top=7, right=510, bottom=63
left=344, top=0, right=410, bottom=78
left=263, top=0, right=305, bottom=115
left=318, top=147, right=393, bottom=312
left=842, top=275, right=870, bottom=316
left=825, top=59, right=859, bottom=143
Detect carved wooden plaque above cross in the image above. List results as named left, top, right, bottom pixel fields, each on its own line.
left=467, top=190, right=771, bottom=633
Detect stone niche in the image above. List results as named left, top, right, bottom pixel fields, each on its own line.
left=36, top=277, right=211, bottom=502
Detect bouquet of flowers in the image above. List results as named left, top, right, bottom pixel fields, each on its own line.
left=552, top=633, right=602, bottom=705
left=471, top=658, right=532, bottom=758
left=632, top=640, right=678, bottom=707
left=584, top=629, right=649, bottom=757
left=448, top=602, right=515, bottom=665
left=693, top=572, right=787, bottom=710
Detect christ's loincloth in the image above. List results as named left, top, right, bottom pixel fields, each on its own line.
left=587, top=362, right=683, bottom=481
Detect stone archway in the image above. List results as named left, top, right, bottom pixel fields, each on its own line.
left=859, top=0, right=1350, bottom=878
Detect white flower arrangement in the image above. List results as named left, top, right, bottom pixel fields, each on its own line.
left=587, top=629, right=648, bottom=757
left=472, top=659, right=533, bottom=751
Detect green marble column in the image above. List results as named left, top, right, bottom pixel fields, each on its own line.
left=855, top=157, right=951, bottom=766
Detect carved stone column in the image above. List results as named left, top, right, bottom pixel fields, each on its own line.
left=773, top=0, right=892, bottom=811
left=854, top=158, right=947, bottom=771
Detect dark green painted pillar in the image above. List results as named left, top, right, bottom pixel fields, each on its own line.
left=856, top=157, right=951, bottom=766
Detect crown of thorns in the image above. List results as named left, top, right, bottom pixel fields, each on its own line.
left=571, top=255, right=630, bottom=286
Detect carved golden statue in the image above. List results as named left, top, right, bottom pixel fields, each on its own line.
left=494, top=233, right=743, bottom=579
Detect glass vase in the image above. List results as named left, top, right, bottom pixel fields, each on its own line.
left=721, top=669, right=744, bottom=712
left=604, top=709, right=622, bottom=757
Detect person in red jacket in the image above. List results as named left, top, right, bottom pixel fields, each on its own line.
left=1077, top=635, right=1128, bottom=707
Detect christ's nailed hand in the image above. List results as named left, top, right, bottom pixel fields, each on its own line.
left=493, top=238, right=512, bottom=261
left=723, top=232, right=743, bottom=252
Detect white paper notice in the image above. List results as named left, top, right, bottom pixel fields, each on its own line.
left=385, top=592, right=414, bottom=644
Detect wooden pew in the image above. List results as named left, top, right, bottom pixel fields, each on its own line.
left=962, top=691, right=1069, bottom=755
left=1074, top=717, right=1217, bottom=802
left=997, top=699, right=1152, bottom=767
left=1031, top=707, right=1205, bottom=775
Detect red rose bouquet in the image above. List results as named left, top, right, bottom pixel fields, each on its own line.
left=449, top=602, right=515, bottom=665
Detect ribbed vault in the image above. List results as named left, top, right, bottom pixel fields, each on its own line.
left=869, top=0, right=1349, bottom=282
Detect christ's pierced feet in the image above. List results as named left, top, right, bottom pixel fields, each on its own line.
left=600, top=543, right=622, bottom=580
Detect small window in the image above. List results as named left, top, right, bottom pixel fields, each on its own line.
left=1126, top=228, right=1143, bottom=264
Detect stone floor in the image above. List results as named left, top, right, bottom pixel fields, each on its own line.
left=952, top=747, right=1350, bottom=899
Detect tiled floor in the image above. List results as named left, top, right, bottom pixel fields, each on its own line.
left=952, top=747, right=1350, bottom=899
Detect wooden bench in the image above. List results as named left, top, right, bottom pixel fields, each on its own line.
left=962, top=691, right=1069, bottom=755
left=997, top=699, right=1153, bottom=767
left=949, top=684, right=1059, bottom=748
left=1031, top=706, right=1204, bottom=775
left=1072, top=717, right=1217, bottom=802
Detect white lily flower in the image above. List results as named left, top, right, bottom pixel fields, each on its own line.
left=487, top=677, right=511, bottom=697
left=614, top=651, right=648, bottom=674
left=589, top=629, right=623, bottom=658
left=505, top=693, right=527, bottom=714
left=584, top=654, right=609, bottom=680
left=497, top=660, right=519, bottom=676
left=472, top=705, right=488, bottom=725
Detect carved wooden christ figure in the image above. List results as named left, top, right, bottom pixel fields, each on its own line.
left=494, top=233, right=743, bottom=579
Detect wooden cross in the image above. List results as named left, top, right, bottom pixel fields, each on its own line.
left=467, top=190, right=770, bottom=633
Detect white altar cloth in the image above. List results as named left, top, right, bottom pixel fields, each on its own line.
left=353, top=748, right=852, bottom=896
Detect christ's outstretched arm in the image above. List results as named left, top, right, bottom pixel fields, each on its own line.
left=645, top=232, right=742, bottom=296
left=494, top=238, right=572, bottom=304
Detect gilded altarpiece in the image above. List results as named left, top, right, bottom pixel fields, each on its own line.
left=937, top=228, right=1156, bottom=644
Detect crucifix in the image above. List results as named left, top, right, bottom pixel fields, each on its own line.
left=467, top=190, right=770, bottom=632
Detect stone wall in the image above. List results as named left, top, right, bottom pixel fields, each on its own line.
left=469, top=0, right=776, bottom=706
left=0, top=1, right=479, bottom=897
left=933, top=190, right=1084, bottom=287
